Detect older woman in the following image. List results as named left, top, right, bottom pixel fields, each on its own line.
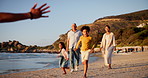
left=100, top=25, right=116, bottom=69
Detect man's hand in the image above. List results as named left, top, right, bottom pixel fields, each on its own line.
left=66, top=58, right=69, bottom=61
left=74, top=48, right=77, bottom=51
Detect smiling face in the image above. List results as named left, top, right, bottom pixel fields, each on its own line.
left=71, top=23, right=77, bottom=31
left=59, top=43, right=62, bottom=49
left=105, top=26, right=110, bottom=32
left=82, top=29, right=89, bottom=36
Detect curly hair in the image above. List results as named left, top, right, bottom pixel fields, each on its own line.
left=81, top=26, right=90, bottom=32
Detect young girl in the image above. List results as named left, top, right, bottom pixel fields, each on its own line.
left=58, top=42, right=69, bottom=74
left=75, top=26, right=94, bottom=78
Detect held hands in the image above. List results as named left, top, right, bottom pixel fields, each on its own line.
left=90, top=49, right=94, bottom=53
left=74, top=48, right=77, bottom=51
left=66, top=58, right=69, bottom=61
left=57, top=52, right=61, bottom=58
left=30, top=3, right=50, bottom=19
left=100, top=47, right=102, bottom=52
left=57, top=55, right=60, bottom=58
left=100, top=47, right=105, bottom=54
left=114, top=47, right=116, bottom=51
left=100, top=47, right=105, bottom=57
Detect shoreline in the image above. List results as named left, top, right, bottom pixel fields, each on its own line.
left=0, top=51, right=148, bottom=78
left=0, top=51, right=59, bottom=54
left=0, top=53, right=100, bottom=75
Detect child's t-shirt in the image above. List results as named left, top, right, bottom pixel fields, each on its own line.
left=76, top=36, right=92, bottom=51
left=59, top=48, right=68, bottom=59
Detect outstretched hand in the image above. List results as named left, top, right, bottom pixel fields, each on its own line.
left=30, top=3, right=50, bottom=19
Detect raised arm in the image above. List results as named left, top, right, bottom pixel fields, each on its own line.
left=0, top=3, right=50, bottom=23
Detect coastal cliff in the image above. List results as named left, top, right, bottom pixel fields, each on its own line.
left=52, top=10, right=148, bottom=50
left=0, top=40, right=37, bottom=53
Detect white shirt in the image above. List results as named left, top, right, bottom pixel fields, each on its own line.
left=100, top=32, right=116, bottom=51
left=105, top=34, right=110, bottom=47
left=61, top=48, right=68, bottom=59
left=68, top=30, right=82, bottom=49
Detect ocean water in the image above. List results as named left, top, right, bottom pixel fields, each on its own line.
left=0, top=53, right=98, bottom=74
left=0, top=53, right=59, bottom=74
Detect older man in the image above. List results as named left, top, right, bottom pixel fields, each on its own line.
left=66, top=23, right=82, bottom=72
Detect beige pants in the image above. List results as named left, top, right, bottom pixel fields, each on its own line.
left=104, top=46, right=114, bottom=66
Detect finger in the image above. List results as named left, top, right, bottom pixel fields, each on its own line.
left=41, top=6, right=50, bottom=11
left=41, top=15, right=49, bottom=17
left=42, top=10, right=51, bottom=14
left=38, top=3, right=47, bottom=9
left=32, top=3, right=37, bottom=9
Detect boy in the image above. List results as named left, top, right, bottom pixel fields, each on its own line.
left=74, top=26, right=94, bottom=78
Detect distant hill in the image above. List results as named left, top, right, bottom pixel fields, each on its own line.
left=96, top=9, right=148, bottom=21
left=0, top=40, right=38, bottom=53
left=51, top=9, right=148, bottom=50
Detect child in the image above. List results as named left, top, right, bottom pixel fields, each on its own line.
left=58, top=42, right=69, bottom=74
left=75, top=26, right=94, bottom=78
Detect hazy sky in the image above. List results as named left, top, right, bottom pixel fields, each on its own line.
left=0, top=0, right=147, bottom=46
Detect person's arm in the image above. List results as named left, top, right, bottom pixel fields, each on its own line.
left=66, top=38, right=70, bottom=52
left=66, top=31, right=71, bottom=52
left=0, top=13, right=31, bottom=22
left=0, top=3, right=50, bottom=23
left=57, top=50, right=61, bottom=58
left=90, top=37, right=96, bottom=53
left=74, top=37, right=81, bottom=51
left=100, top=34, right=105, bottom=54
left=62, top=49, right=69, bottom=60
left=112, top=34, right=116, bottom=51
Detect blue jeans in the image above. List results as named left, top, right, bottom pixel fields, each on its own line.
left=69, top=47, right=80, bottom=69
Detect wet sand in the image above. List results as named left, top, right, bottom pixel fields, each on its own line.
left=0, top=51, right=148, bottom=78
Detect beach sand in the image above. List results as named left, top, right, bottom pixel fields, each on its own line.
left=0, top=51, right=148, bottom=78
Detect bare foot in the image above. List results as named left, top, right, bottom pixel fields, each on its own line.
left=108, top=67, right=112, bottom=69
left=83, top=75, right=87, bottom=78
left=63, top=72, right=66, bottom=75
left=65, top=67, right=70, bottom=69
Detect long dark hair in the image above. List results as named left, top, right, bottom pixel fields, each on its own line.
left=59, top=42, right=66, bottom=52
left=105, top=25, right=110, bottom=29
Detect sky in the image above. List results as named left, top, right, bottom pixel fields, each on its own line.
left=0, top=0, right=147, bottom=46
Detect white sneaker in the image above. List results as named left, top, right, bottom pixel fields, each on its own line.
left=70, top=69, right=74, bottom=72
left=75, top=66, right=78, bottom=71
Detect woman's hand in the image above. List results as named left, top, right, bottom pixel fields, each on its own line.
left=114, top=47, right=116, bottom=51
left=30, top=3, right=50, bottom=19
left=90, top=49, right=94, bottom=53
left=100, top=47, right=102, bottom=51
